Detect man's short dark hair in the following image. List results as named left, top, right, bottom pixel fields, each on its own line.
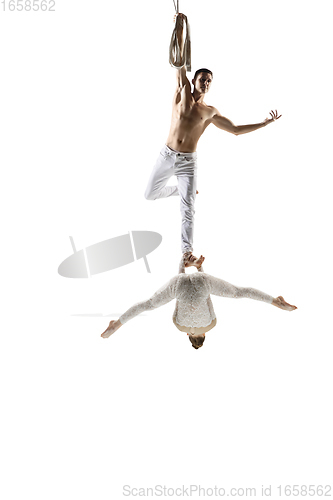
left=193, top=68, right=213, bottom=80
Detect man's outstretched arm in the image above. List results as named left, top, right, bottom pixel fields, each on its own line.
left=211, top=109, right=281, bottom=136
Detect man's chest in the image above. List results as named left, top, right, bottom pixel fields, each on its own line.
left=177, top=102, right=213, bottom=125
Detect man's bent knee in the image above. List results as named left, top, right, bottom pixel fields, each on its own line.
left=144, top=188, right=156, bottom=201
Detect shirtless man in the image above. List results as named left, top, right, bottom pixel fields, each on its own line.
left=144, top=13, right=281, bottom=263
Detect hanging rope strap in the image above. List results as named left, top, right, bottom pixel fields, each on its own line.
left=169, top=12, right=191, bottom=72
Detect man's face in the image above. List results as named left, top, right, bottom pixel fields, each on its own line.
left=192, top=72, right=213, bottom=94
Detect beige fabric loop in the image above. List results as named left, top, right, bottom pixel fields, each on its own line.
left=169, top=14, right=191, bottom=72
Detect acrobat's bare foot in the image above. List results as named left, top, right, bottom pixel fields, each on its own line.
left=194, top=255, right=205, bottom=268
left=184, top=253, right=205, bottom=269
left=101, top=320, right=118, bottom=338
left=272, top=296, right=297, bottom=311
left=196, top=190, right=199, bottom=194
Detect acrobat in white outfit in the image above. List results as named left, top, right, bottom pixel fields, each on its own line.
left=101, top=256, right=296, bottom=349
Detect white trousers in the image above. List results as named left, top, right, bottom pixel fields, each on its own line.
left=144, top=145, right=197, bottom=254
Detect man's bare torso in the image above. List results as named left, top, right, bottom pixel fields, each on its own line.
left=166, top=84, right=215, bottom=153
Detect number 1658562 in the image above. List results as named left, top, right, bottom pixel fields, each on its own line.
left=1, top=0, right=55, bottom=11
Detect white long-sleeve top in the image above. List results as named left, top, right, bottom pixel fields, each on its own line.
left=119, top=272, right=273, bottom=328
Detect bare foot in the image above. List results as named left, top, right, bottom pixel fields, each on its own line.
left=184, top=253, right=205, bottom=269
left=193, top=255, right=205, bottom=269
left=272, top=296, right=297, bottom=311
left=196, top=190, right=199, bottom=194
left=101, top=320, right=119, bottom=338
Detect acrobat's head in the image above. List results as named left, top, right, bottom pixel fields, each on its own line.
left=188, top=332, right=206, bottom=349
left=192, top=68, right=213, bottom=95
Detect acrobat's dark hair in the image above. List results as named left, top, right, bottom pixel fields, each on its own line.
left=193, top=68, right=213, bottom=80
left=188, top=334, right=206, bottom=349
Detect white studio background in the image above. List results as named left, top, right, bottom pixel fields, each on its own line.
left=1, top=0, right=332, bottom=499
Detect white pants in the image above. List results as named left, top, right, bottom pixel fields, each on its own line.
left=144, top=145, right=197, bottom=254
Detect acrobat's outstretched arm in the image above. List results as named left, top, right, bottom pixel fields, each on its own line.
left=101, top=277, right=178, bottom=338
left=211, top=109, right=281, bottom=136
left=207, top=274, right=296, bottom=311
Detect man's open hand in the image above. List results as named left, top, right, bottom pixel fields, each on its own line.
left=264, top=109, right=282, bottom=125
